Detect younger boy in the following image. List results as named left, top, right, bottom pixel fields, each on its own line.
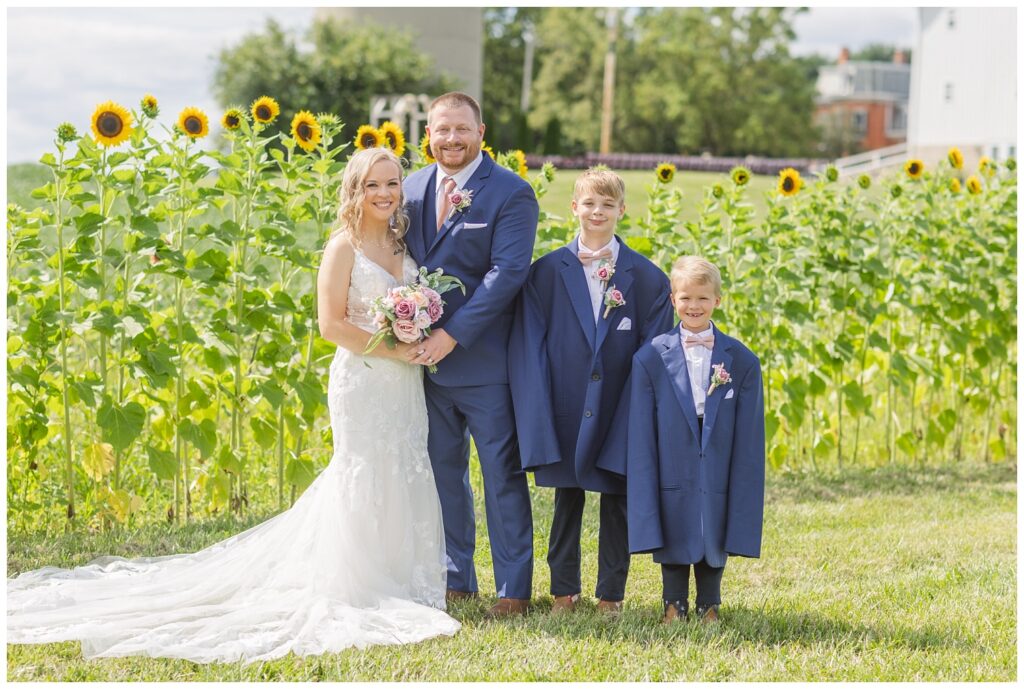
left=509, top=168, right=672, bottom=615
left=625, top=256, right=765, bottom=623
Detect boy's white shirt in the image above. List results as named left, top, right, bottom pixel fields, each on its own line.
left=680, top=323, right=713, bottom=417
left=577, top=235, right=620, bottom=321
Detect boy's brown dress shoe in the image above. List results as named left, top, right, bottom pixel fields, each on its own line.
left=697, top=604, right=720, bottom=624
left=597, top=599, right=623, bottom=618
left=485, top=598, right=530, bottom=618
left=661, top=599, right=688, bottom=624
left=550, top=594, right=579, bottom=615
left=446, top=589, right=478, bottom=603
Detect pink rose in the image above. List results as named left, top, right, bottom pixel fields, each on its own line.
left=411, top=291, right=429, bottom=308
left=610, top=289, right=623, bottom=302
left=414, top=311, right=432, bottom=329
left=392, top=319, right=421, bottom=343
left=394, top=299, right=417, bottom=320
left=426, top=300, right=443, bottom=322
left=595, top=267, right=611, bottom=281
left=449, top=191, right=464, bottom=206
left=373, top=313, right=387, bottom=330
left=421, top=287, right=441, bottom=305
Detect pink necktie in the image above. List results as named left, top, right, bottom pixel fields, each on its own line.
left=578, top=247, right=613, bottom=264
left=684, top=332, right=715, bottom=350
left=437, top=176, right=456, bottom=230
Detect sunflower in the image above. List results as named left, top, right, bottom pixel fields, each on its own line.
left=978, top=156, right=995, bottom=177
left=419, top=134, right=435, bottom=164
left=90, top=101, right=133, bottom=147
left=903, top=159, right=924, bottom=179
left=140, top=94, right=159, bottom=119
left=542, top=162, right=556, bottom=183
left=711, top=183, right=724, bottom=199
left=890, top=184, right=903, bottom=199
left=947, top=147, right=964, bottom=169
left=56, top=122, right=78, bottom=143
left=966, top=175, right=982, bottom=195
left=377, top=121, right=407, bottom=157
left=511, top=149, right=528, bottom=178
left=777, top=167, right=802, bottom=197
left=221, top=107, right=245, bottom=131
left=948, top=178, right=962, bottom=193
left=656, top=162, right=676, bottom=184
left=481, top=140, right=496, bottom=159
left=730, top=166, right=751, bottom=186
left=250, top=96, right=280, bottom=124
left=290, top=111, right=322, bottom=152
left=177, top=107, right=209, bottom=139
left=355, top=124, right=383, bottom=150
left=857, top=174, right=872, bottom=190
left=824, top=164, right=839, bottom=182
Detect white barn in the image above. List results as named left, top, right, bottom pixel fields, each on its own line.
left=907, top=7, right=1017, bottom=167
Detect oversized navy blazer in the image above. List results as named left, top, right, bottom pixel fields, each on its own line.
left=508, top=236, right=673, bottom=494
left=404, top=153, right=539, bottom=387
left=623, top=324, right=765, bottom=567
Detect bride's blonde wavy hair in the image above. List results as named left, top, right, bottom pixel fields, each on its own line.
left=330, top=147, right=410, bottom=248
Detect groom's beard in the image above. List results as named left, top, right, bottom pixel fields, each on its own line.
left=433, top=141, right=481, bottom=173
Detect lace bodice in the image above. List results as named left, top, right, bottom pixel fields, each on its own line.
left=346, top=251, right=419, bottom=333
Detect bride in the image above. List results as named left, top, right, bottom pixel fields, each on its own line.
left=7, top=148, right=461, bottom=663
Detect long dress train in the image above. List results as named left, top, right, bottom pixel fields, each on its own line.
left=7, top=251, right=460, bottom=663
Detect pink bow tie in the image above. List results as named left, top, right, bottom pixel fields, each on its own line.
left=578, top=247, right=613, bottom=264
left=683, top=332, right=715, bottom=350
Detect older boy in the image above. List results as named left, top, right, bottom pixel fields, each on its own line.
left=509, top=168, right=672, bottom=615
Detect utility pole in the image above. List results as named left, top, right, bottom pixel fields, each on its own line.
left=520, top=23, right=535, bottom=113
left=599, top=8, right=619, bottom=154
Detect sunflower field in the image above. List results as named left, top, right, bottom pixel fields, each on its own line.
left=6, top=97, right=1017, bottom=531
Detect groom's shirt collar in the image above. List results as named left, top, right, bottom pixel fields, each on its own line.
left=435, top=152, right=484, bottom=195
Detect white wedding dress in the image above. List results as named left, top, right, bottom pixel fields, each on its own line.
left=7, top=250, right=460, bottom=663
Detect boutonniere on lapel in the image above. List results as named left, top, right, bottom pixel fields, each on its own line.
left=707, top=363, right=732, bottom=396
left=602, top=285, right=626, bottom=319
left=592, top=259, right=615, bottom=287
left=446, top=187, right=473, bottom=220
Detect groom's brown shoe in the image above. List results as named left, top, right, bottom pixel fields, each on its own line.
left=597, top=599, right=624, bottom=619
left=550, top=594, right=579, bottom=615
left=446, top=589, right=478, bottom=603
left=485, top=597, right=530, bottom=618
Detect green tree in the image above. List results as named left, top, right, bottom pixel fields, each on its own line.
left=213, top=18, right=457, bottom=138
left=482, top=8, right=544, bottom=152
left=850, top=43, right=912, bottom=63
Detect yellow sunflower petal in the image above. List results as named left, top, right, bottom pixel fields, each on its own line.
left=947, top=147, right=964, bottom=169
left=355, top=124, right=383, bottom=150
left=777, top=167, right=803, bottom=197
left=291, top=111, right=322, bottom=152
left=966, top=175, right=983, bottom=194
left=177, top=107, right=209, bottom=139
left=250, top=96, right=280, bottom=124
left=419, top=134, right=435, bottom=164
left=90, top=101, right=133, bottom=148
left=378, top=121, right=407, bottom=157
left=904, top=159, right=924, bottom=179
left=656, top=162, right=676, bottom=184
left=221, top=107, right=245, bottom=131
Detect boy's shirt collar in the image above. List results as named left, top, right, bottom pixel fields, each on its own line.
left=679, top=321, right=714, bottom=338
left=576, top=235, right=619, bottom=262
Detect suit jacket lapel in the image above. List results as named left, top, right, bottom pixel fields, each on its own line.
left=405, top=166, right=435, bottom=261
left=701, top=323, right=733, bottom=449
left=595, top=238, right=635, bottom=352
left=429, top=154, right=493, bottom=254
left=658, top=332, right=701, bottom=443
left=561, top=241, right=596, bottom=351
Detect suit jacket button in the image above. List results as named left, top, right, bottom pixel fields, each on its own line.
left=592, top=373, right=601, bottom=381
left=584, top=410, right=593, bottom=418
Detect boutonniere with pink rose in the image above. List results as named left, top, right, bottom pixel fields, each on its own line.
left=446, top=187, right=473, bottom=219
left=707, top=363, right=732, bottom=396
left=592, top=259, right=615, bottom=286
left=602, top=285, right=626, bottom=319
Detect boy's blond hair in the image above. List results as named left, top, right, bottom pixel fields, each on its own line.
left=670, top=256, right=722, bottom=296
left=573, top=167, right=626, bottom=205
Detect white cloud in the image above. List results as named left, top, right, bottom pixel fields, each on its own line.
left=791, top=7, right=918, bottom=57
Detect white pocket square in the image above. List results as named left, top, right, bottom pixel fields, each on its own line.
left=724, top=389, right=734, bottom=399
left=462, top=222, right=488, bottom=229
left=616, top=317, right=632, bottom=331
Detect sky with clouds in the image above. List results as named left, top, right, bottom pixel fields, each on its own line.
left=6, top=6, right=918, bottom=164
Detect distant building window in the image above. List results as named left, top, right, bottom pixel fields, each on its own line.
left=851, top=109, right=868, bottom=135
left=948, top=10, right=956, bottom=29
left=1010, top=145, right=1016, bottom=158
left=945, top=83, right=954, bottom=102
left=887, top=103, right=908, bottom=135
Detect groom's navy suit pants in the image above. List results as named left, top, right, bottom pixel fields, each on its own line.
left=424, top=379, right=534, bottom=599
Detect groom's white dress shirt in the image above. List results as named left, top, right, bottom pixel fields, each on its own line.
left=577, top=236, right=619, bottom=321
left=680, top=324, right=713, bottom=417
left=434, top=152, right=484, bottom=215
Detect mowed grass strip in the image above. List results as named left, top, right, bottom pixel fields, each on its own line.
left=7, top=461, right=1015, bottom=681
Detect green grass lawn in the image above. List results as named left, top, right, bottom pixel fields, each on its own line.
left=7, top=461, right=1016, bottom=681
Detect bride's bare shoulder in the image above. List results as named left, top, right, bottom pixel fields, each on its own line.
left=323, top=232, right=356, bottom=259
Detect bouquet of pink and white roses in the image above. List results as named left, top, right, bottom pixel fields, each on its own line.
left=364, top=266, right=465, bottom=372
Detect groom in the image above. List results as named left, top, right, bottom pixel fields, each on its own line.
left=404, top=92, right=539, bottom=617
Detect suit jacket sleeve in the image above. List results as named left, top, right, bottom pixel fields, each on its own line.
left=595, top=281, right=672, bottom=476
left=626, top=356, right=665, bottom=554
left=724, top=357, right=766, bottom=558
left=509, top=277, right=562, bottom=469
left=443, top=185, right=539, bottom=349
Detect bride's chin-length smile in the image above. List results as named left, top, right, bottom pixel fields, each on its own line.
left=361, top=159, right=403, bottom=227
left=426, top=104, right=485, bottom=173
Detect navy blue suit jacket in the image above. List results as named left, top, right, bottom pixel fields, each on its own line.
left=404, top=154, right=539, bottom=387
left=509, top=237, right=672, bottom=494
left=625, top=324, right=765, bottom=566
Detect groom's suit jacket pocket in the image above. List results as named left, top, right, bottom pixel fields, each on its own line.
left=461, top=222, right=488, bottom=230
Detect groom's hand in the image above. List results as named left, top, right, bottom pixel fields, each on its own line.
left=409, top=329, right=458, bottom=367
